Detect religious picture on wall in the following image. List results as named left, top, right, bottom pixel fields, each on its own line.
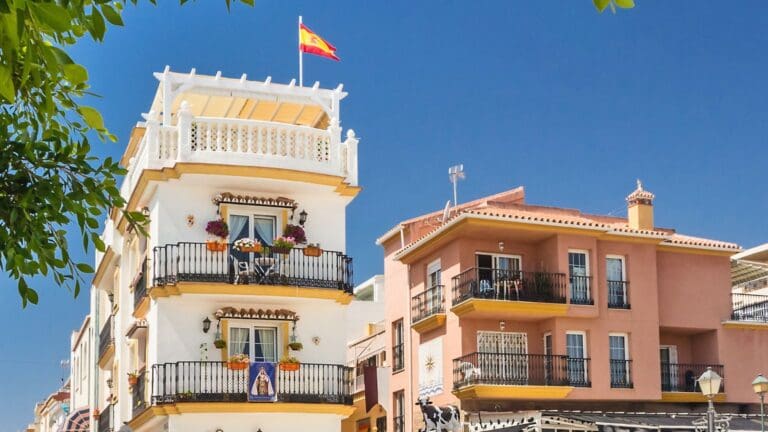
left=248, top=362, right=277, bottom=402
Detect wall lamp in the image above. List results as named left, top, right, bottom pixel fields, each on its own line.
left=299, top=210, right=308, bottom=226
left=202, top=316, right=211, bottom=333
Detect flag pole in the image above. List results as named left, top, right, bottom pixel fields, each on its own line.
left=298, top=15, right=303, bottom=87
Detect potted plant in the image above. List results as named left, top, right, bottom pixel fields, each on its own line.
left=205, top=218, right=229, bottom=251
left=288, top=341, right=303, bottom=351
left=272, top=236, right=296, bottom=255
left=283, top=224, right=307, bottom=244
left=92, top=408, right=100, bottom=420
left=227, top=353, right=250, bottom=370
left=303, top=243, right=322, bottom=257
left=233, top=238, right=262, bottom=253
left=127, top=371, right=140, bottom=386
left=279, top=355, right=301, bottom=371
left=213, top=338, right=226, bottom=349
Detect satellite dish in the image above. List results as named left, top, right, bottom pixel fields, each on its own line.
left=441, top=200, right=451, bottom=223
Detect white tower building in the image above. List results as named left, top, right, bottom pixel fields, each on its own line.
left=90, top=68, right=361, bottom=432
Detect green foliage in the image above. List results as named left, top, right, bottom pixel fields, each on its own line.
left=0, top=0, right=252, bottom=306
left=593, top=0, right=635, bottom=13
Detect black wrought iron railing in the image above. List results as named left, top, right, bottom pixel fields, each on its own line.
left=609, top=359, right=633, bottom=388
left=152, top=243, right=354, bottom=292
left=150, top=361, right=353, bottom=405
left=660, top=363, right=724, bottom=392
left=133, top=257, right=148, bottom=312
left=452, top=268, right=567, bottom=306
left=97, top=403, right=112, bottom=432
left=569, top=275, right=593, bottom=305
left=393, top=415, right=405, bottom=432
left=411, top=285, right=445, bottom=324
left=453, top=352, right=591, bottom=388
left=607, top=280, right=630, bottom=309
left=132, top=369, right=147, bottom=417
left=392, top=344, right=405, bottom=372
left=98, top=315, right=113, bottom=360
left=731, top=293, right=768, bottom=323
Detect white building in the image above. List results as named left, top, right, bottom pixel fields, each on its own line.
left=90, top=68, right=361, bottom=432
left=731, top=243, right=768, bottom=321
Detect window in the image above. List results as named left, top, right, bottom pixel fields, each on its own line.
left=609, top=333, right=632, bottom=388
left=568, top=251, right=591, bottom=304
left=357, top=418, right=371, bottom=432
left=565, top=331, right=588, bottom=386
left=393, top=391, right=405, bottom=432
left=229, top=213, right=278, bottom=262
left=376, top=416, right=387, bottom=432
left=427, top=259, right=441, bottom=288
left=228, top=326, right=278, bottom=362
left=659, top=346, right=680, bottom=391
left=392, top=320, right=404, bottom=372
left=606, top=256, right=629, bottom=309
left=476, top=253, right=522, bottom=301
left=424, top=260, right=443, bottom=316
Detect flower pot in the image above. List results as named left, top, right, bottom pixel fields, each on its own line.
left=128, top=376, right=138, bottom=386
left=214, top=340, right=226, bottom=349
left=206, top=240, right=227, bottom=252
left=279, top=362, right=300, bottom=372
left=227, top=361, right=248, bottom=371
left=238, top=244, right=262, bottom=253
left=271, top=246, right=292, bottom=255
left=303, top=246, right=322, bottom=257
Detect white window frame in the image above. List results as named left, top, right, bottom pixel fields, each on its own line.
left=605, top=255, right=626, bottom=281
left=228, top=322, right=281, bottom=362
left=427, top=258, right=441, bottom=288
left=659, top=345, right=678, bottom=363
left=475, top=252, right=523, bottom=270
left=543, top=332, right=553, bottom=356
left=227, top=205, right=283, bottom=243
left=565, top=331, right=588, bottom=358
left=608, top=332, right=629, bottom=360
left=568, top=249, right=591, bottom=301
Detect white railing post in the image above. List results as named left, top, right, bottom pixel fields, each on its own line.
left=327, top=117, right=342, bottom=169
left=145, top=110, right=160, bottom=167
left=177, top=100, right=193, bottom=162
left=344, top=129, right=359, bottom=186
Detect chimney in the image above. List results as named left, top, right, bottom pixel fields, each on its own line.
left=626, top=179, right=655, bottom=231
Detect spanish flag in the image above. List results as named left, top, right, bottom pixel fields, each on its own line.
left=299, top=23, right=340, bottom=61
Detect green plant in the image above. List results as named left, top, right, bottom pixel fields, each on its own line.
left=273, top=236, right=296, bottom=249
left=229, top=353, right=249, bottom=363
left=288, top=341, right=303, bottom=351
left=280, top=355, right=299, bottom=364
left=213, top=339, right=226, bottom=349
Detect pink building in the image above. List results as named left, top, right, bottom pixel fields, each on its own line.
left=378, top=183, right=768, bottom=432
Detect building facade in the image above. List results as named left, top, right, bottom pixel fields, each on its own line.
left=378, top=183, right=768, bottom=432
left=89, top=68, right=361, bottom=431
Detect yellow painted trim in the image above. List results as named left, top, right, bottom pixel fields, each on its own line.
left=98, top=344, right=115, bottom=369
left=657, top=245, right=736, bottom=257
left=220, top=203, right=229, bottom=223
left=660, top=392, right=726, bottom=403
left=450, top=298, right=569, bottom=318
left=599, top=234, right=663, bottom=245
left=120, top=126, right=147, bottom=168
left=453, top=384, right=573, bottom=400
left=132, top=296, right=150, bottom=319
left=149, top=282, right=353, bottom=305
left=220, top=318, right=229, bottom=362
left=411, top=314, right=447, bottom=333
left=92, top=247, right=115, bottom=287
left=281, top=322, right=290, bottom=358
left=115, top=163, right=361, bottom=233
left=282, top=209, right=288, bottom=233
left=138, top=402, right=356, bottom=417
left=722, top=321, right=768, bottom=330
left=127, top=406, right=162, bottom=429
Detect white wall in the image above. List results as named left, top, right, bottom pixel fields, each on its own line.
left=168, top=411, right=345, bottom=432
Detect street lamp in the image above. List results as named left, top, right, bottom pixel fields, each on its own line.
left=698, top=367, right=723, bottom=432
left=753, top=374, right=768, bottom=432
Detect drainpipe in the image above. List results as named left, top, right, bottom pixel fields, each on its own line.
left=406, top=263, right=414, bottom=432
left=93, top=287, right=100, bottom=425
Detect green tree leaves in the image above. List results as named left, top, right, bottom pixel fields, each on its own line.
left=0, top=0, right=253, bottom=306
left=593, top=0, right=635, bottom=13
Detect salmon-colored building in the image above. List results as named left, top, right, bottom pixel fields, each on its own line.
left=378, top=183, right=768, bottom=432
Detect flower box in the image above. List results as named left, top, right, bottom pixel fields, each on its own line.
left=271, top=246, right=292, bottom=255
left=303, top=246, right=322, bottom=257
left=206, top=240, right=227, bottom=252
left=239, top=244, right=262, bottom=253
left=227, top=362, right=248, bottom=371
left=279, top=362, right=300, bottom=372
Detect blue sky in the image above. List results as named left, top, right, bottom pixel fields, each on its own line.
left=3, top=1, right=768, bottom=429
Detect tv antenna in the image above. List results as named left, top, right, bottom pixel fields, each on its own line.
left=440, top=200, right=451, bottom=223
left=448, top=164, right=465, bottom=207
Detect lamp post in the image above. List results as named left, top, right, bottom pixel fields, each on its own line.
left=698, top=367, right=723, bottom=432
left=753, top=374, right=768, bottom=432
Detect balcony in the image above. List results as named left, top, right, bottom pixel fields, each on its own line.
left=411, top=285, right=446, bottom=333
left=609, top=359, right=633, bottom=389
left=98, top=316, right=114, bottom=368
left=152, top=243, right=354, bottom=295
left=451, top=269, right=568, bottom=320
left=730, top=293, right=768, bottom=323
left=453, top=353, right=589, bottom=399
left=607, top=280, right=630, bottom=309
left=97, top=403, right=112, bottom=432
left=150, top=361, right=353, bottom=405
left=569, top=275, right=593, bottom=305
left=132, top=257, right=149, bottom=318
left=132, top=369, right=147, bottom=417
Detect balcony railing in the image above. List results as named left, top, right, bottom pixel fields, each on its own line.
left=569, top=275, right=593, bottom=305
left=132, top=369, right=147, bottom=417
left=609, top=359, right=633, bottom=388
left=151, top=361, right=353, bottom=405
left=411, top=285, right=445, bottom=323
left=98, top=316, right=114, bottom=360
left=133, top=257, right=148, bottom=312
left=607, top=280, right=630, bottom=309
left=97, top=403, right=112, bottom=432
left=393, top=415, right=405, bottom=432
left=731, top=293, right=768, bottom=323
left=452, top=269, right=567, bottom=306
left=660, top=363, right=724, bottom=392
left=453, top=353, right=591, bottom=388
left=392, top=344, right=405, bottom=372
left=152, top=243, right=354, bottom=292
